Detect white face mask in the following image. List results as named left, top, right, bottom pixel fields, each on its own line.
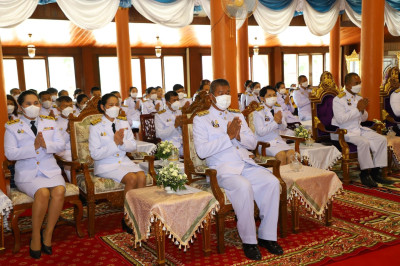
left=253, top=89, right=261, bottom=95
left=131, top=92, right=138, bottom=98
left=13, top=94, right=20, bottom=101
left=150, top=94, right=158, bottom=100
left=42, top=100, right=52, bottom=109
left=279, top=89, right=287, bottom=95
left=170, top=101, right=181, bottom=111
left=23, top=105, right=40, bottom=119
left=301, top=81, right=308, bottom=88
left=214, top=95, right=231, bottom=111
left=178, top=92, right=185, bottom=100
left=62, top=107, right=74, bottom=117
left=7, top=105, right=14, bottom=115
left=51, top=95, right=57, bottom=102
left=80, top=103, right=87, bottom=110
left=351, top=84, right=361, bottom=94
left=105, top=106, right=120, bottom=118
left=265, top=97, right=277, bottom=107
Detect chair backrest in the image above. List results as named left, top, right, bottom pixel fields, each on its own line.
left=181, top=92, right=211, bottom=183
left=380, top=66, right=400, bottom=125
left=242, top=101, right=260, bottom=133
left=69, top=97, right=102, bottom=166
left=310, top=71, right=341, bottom=142
left=140, top=114, right=160, bottom=144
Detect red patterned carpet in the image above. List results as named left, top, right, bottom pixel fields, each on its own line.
left=2, top=187, right=400, bottom=265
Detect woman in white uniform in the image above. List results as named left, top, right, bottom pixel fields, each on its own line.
left=89, top=93, right=146, bottom=197
left=7, top=94, right=19, bottom=121
left=4, top=91, right=66, bottom=259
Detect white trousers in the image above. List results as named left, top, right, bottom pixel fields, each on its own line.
left=345, top=130, right=387, bottom=170
left=217, top=163, right=280, bottom=244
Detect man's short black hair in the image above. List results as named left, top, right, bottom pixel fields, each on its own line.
left=260, top=86, right=276, bottom=98
left=57, top=96, right=73, bottom=106
left=38, top=91, right=51, bottom=100
left=250, top=82, right=260, bottom=89
left=210, top=79, right=230, bottom=95
left=58, top=90, right=68, bottom=97
left=47, top=87, right=58, bottom=94
left=146, top=87, right=156, bottom=95
left=345, top=72, right=359, bottom=85
left=91, top=87, right=101, bottom=94
left=17, top=90, right=38, bottom=106
left=244, top=80, right=252, bottom=87
left=275, top=82, right=285, bottom=90
left=74, top=89, right=83, bottom=96
left=173, top=84, right=184, bottom=92
left=165, top=91, right=178, bottom=102
left=10, top=88, right=19, bottom=95
left=129, top=87, right=137, bottom=92
left=298, top=75, right=307, bottom=83
left=110, top=91, right=119, bottom=95
left=77, top=94, right=88, bottom=104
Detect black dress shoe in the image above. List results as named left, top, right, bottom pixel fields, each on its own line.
left=258, top=238, right=284, bottom=255
left=40, top=229, right=52, bottom=255
left=29, top=240, right=41, bottom=259
left=121, top=218, right=133, bottom=234
left=360, top=170, right=377, bottom=188
left=242, top=243, right=262, bottom=261
left=370, top=168, right=394, bottom=185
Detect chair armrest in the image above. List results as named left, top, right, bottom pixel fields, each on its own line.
left=280, top=135, right=305, bottom=153
left=258, top=159, right=287, bottom=195
left=81, top=164, right=95, bottom=195
left=54, top=155, right=81, bottom=169
left=386, top=116, right=400, bottom=124
left=205, top=169, right=226, bottom=206
left=3, top=160, right=15, bottom=196
left=144, top=155, right=157, bottom=186
left=255, top=141, right=270, bottom=157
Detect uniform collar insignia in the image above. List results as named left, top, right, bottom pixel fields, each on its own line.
left=211, top=120, right=219, bottom=128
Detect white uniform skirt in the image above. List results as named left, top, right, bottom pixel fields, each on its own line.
left=16, top=171, right=66, bottom=198
left=265, top=140, right=292, bottom=156
left=95, top=159, right=143, bottom=183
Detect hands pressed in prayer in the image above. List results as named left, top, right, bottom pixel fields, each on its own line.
left=227, top=117, right=242, bottom=141
left=183, top=101, right=190, bottom=109
left=155, top=102, right=161, bottom=111
left=174, top=115, right=182, bottom=128
left=49, top=110, right=55, bottom=118
left=114, top=129, right=124, bottom=146
left=284, top=95, right=290, bottom=105
left=35, top=132, right=46, bottom=149
left=357, top=98, right=368, bottom=112
left=135, top=100, right=141, bottom=110
left=274, top=110, right=283, bottom=124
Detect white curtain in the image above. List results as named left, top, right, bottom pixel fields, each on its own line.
left=302, top=0, right=344, bottom=36
left=253, top=0, right=298, bottom=35
left=56, top=0, right=119, bottom=30
left=133, top=0, right=195, bottom=28
left=385, top=1, right=400, bottom=36
left=344, top=0, right=361, bottom=28
left=0, top=0, right=39, bottom=28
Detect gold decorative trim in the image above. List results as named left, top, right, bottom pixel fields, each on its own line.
left=345, top=50, right=361, bottom=77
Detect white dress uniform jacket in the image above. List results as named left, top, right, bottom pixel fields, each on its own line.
left=240, top=92, right=260, bottom=111
left=293, top=87, right=312, bottom=121
left=142, top=99, right=164, bottom=114
left=193, top=106, right=280, bottom=244
left=4, top=115, right=66, bottom=197
left=390, top=89, right=400, bottom=117
left=179, top=97, right=192, bottom=108
left=277, top=92, right=299, bottom=123
left=155, top=108, right=183, bottom=155
left=124, top=97, right=142, bottom=126
left=253, top=103, right=292, bottom=156
left=89, top=115, right=142, bottom=182
left=331, top=90, right=387, bottom=170
left=55, top=115, right=72, bottom=181
left=40, top=106, right=60, bottom=117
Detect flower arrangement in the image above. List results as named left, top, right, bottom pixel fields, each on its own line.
left=155, top=140, right=179, bottom=160
left=156, top=162, right=188, bottom=192
left=294, top=125, right=311, bottom=139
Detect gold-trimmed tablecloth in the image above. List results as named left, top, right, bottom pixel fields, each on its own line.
left=387, top=136, right=400, bottom=163
left=280, top=165, right=343, bottom=218
left=124, top=186, right=219, bottom=249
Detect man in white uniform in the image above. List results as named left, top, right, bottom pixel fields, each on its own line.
left=173, top=84, right=192, bottom=109
left=155, top=91, right=183, bottom=155
left=331, top=73, right=393, bottom=187
left=275, top=82, right=299, bottom=125
left=124, top=87, right=142, bottom=131
left=142, top=87, right=162, bottom=114
left=193, top=79, right=283, bottom=260
left=293, top=75, right=312, bottom=121
left=240, top=81, right=261, bottom=111
left=39, top=91, right=59, bottom=117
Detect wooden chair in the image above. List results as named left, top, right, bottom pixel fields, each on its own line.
left=310, top=71, right=385, bottom=185
left=181, top=95, right=287, bottom=254
left=68, top=99, right=156, bottom=237
left=3, top=160, right=83, bottom=253
left=140, top=114, right=161, bottom=144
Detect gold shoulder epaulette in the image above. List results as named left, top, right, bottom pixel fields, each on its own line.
left=248, top=93, right=253, bottom=96
left=122, top=104, right=128, bottom=108
left=157, top=109, right=166, bottom=114
left=274, top=103, right=281, bottom=107
left=256, top=106, right=264, bottom=111
left=228, top=108, right=240, bottom=113
left=357, top=93, right=362, bottom=96
left=337, top=92, right=346, bottom=98
left=395, top=88, right=400, bottom=93
left=117, top=116, right=127, bottom=121
left=244, top=92, right=248, bottom=95
left=39, top=115, right=55, bottom=120
left=91, top=118, right=102, bottom=125
left=197, top=110, right=209, bottom=117
left=52, top=105, right=57, bottom=108
left=6, top=119, right=20, bottom=125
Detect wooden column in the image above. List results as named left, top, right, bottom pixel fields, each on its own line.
left=360, top=0, right=385, bottom=119
left=330, top=17, right=341, bottom=87
left=210, top=0, right=238, bottom=108
left=236, top=19, right=249, bottom=94
left=0, top=41, right=8, bottom=193
left=272, top=47, right=283, bottom=85
left=82, top=47, right=97, bottom=95
left=115, top=8, right=132, bottom=100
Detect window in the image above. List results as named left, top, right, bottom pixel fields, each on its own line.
left=131, top=58, right=142, bottom=96
left=23, top=59, right=47, bottom=91
left=145, top=58, right=162, bottom=88
left=283, top=54, right=297, bottom=87
left=164, top=56, right=184, bottom=92
left=298, top=55, right=309, bottom=77
left=312, top=55, right=323, bottom=86
left=99, top=57, right=120, bottom=95
left=252, top=55, right=269, bottom=87
left=325, top=53, right=330, bottom=72
left=202, top=55, right=213, bottom=81
left=48, top=57, right=76, bottom=96
left=3, top=59, right=19, bottom=93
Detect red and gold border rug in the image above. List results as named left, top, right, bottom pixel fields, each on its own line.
left=100, top=190, right=400, bottom=265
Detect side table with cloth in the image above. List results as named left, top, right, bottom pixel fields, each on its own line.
left=279, top=165, right=343, bottom=233
left=136, top=140, right=157, bottom=154
left=289, top=142, right=342, bottom=170
left=0, top=190, right=13, bottom=253
left=386, top=136, right=400, bottom=172
left=124, top=186, right=219, bottom=265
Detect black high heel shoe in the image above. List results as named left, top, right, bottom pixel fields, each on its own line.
left=40, top=229, right=52, bottom=255
left=29, top=239, right=41, bottom=259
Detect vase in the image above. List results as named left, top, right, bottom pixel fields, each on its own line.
left=168, top=149, right=179, bottom=161
left=164, top=186, right=174, bottom=194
